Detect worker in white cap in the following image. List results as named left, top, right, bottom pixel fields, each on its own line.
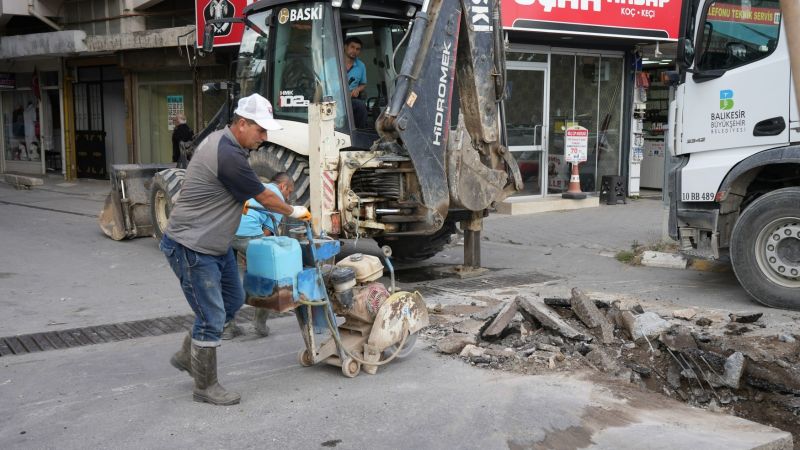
left=159, top=94, right=311, bottom=406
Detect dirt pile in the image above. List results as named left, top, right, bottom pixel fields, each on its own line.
left=423, top=288, right=800, bottom=441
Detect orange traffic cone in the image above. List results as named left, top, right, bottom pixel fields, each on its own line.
left=562, top=162, right=587, bottom=199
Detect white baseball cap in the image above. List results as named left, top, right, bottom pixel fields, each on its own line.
left=234, top=94, right=282, bottom=131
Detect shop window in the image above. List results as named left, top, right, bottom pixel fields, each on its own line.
left=546, top=54, right=623, bottom=195
left=697, top=0, right=781, bottom=72
left=2, top=91, right=41, bottom=162
left=137, top=74, right=194, bottom=164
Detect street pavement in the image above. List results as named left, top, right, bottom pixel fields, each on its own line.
left=0, top=175, right=796, bottom=449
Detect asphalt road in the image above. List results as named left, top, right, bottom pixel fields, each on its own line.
left=0, top=178, right=795, bottom=449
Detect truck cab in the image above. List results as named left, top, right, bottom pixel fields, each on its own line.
left=670, top=0, right=800, bottom=309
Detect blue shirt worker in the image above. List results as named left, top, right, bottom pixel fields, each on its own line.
left=231, top=173, right=294, bottom=338
left=159, top=93, right=311, bottom=406
left=344, top=36, right=369, bottom=129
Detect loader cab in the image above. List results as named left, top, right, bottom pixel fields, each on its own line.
left=236, top=1, right=417, bottom=148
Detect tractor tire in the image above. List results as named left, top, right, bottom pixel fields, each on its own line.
left=249, top=144, right=310, bottom=206
left=730, top=187, right=800, bottom=310
left=149, top=168, right=185, bottom=240
left=374, top=221, right=457, bottom=262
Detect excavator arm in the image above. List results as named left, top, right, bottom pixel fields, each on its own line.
left=375, top=0, right=522, bottom=234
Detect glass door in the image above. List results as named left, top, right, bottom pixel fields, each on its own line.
left=506, top=62, right=548, bottom=196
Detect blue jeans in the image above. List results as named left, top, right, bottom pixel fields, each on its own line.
left=160, top=234, right=244, bottom=346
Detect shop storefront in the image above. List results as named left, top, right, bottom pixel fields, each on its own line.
left=0, top=62, right=63, bottom=177
left=506, top=48, right=625, bottom=196
left=501, top=0, right=682, bottom=202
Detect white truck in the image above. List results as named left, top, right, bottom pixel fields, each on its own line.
left=669, top=0, right=799, bottom=309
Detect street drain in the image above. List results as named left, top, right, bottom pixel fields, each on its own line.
left=0, top=308, right=259, bottom=357
left=419, top=271, right=558, bottom=295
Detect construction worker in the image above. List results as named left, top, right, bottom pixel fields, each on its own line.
left=160, top=93, right=311, bottom=406
left=228, top=172, right=295, bottom=338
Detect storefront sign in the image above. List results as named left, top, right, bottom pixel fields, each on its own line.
left=503, top=0, right=683, bottom=40
left=167, top=95, right=185, bottom=131
left=0, top=73, right=15, bottom=90
left=196, top=0, right=253, bottom=48
left=564, top=125, right=589, bottom=163
left=707, top=3, right=780, bottom=25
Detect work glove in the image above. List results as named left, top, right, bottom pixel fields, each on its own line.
left=289, top=205, right=312, bottom=221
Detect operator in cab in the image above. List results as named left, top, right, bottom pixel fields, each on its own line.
left=343, top=36, right=369, bottom=129
left=159, top=94, right=311, bottom=406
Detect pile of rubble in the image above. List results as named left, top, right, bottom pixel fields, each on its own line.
left=425, top=288, right=800, bottom=437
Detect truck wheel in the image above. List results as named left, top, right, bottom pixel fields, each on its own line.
left=730, top=187, right=800, bottom=310
left=375, top=221, right=457, bottom=262
left=149, top=168, right=185, bottom=240
left=249, top=144, right=310, bottom=206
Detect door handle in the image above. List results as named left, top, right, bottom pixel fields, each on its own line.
left=753, top=117, right=786, bottom=136
left=533, top=124, right=543, bottom=146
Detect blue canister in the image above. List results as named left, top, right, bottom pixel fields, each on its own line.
left=246, top=236, right=302, bottom=280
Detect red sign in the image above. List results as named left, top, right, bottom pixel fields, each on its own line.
left=707, top=3, right=780, bottom=25
left=195, top=0, right=250, bottom=48
left=502, top=0, right=683, bottom=40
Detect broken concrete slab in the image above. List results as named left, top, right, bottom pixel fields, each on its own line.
left=729, top=312, right=763, bottom=324
left=570, top=288, right=614, bottom=344
left=659, top=327, right=698, bottom=351
left=746, top=363, right=800, bottom=395
left=623, top=311, right=671, bottom=341
left=516, top=296, right=589, bottom=341
left=470, top=303, right=504, bottom=321
left=453, top=318, right=486, bottom=337
left=696, top=317, right=713, bottom=327
left=460, top=344, right=485, bottom=358
left=640, top=250, right=688, bottom=269
left=481, top=301, right=519, bottom=339
left=673, top=308, right=697, bottom=320
left=585, top=348, right=619, bottom=372
left=544, top=296, right=610, bottom=309
left=437, top=334, right=476, bottom=355
left=721, top=352, right=746, bottom=389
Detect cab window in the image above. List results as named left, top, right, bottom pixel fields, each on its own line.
left=697, top=0, right=781, bottom=71
left=270, top=3, right=347, bottom=131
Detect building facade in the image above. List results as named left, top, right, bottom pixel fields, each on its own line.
left=0, top=0, right=232, bottom=179
left=1, top=0, right=678, bottom=204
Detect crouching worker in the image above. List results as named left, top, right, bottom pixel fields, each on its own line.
left=160, top=94, right=311, bottom=406
left=229, top=172, right=294, bottom=338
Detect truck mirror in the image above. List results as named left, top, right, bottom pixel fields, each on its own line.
left=202, top=25, right=215, bottom=53
left=678, top=38, right=695, bottom=69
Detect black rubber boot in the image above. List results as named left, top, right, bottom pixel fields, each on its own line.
left=191, top=344, right=241, bottom=406
left=169, top=332, right=192, bottom=376
left=253, top=308, right=270, bottom=337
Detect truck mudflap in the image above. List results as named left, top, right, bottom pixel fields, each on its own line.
left=98, top=164, right=173, bottom=240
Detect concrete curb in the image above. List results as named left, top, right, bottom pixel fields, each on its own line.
left=4, top=174, right=44, bottom=190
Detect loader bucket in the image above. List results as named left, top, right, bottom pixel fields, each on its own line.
left=98, top=164, right=173, bottom=240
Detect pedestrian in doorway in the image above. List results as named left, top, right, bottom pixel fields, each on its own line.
left=171, top=113, right=194, bottom=163
left=230, top=172, right=294, bottom=338
left=160, top=94, right=311, bottom=406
